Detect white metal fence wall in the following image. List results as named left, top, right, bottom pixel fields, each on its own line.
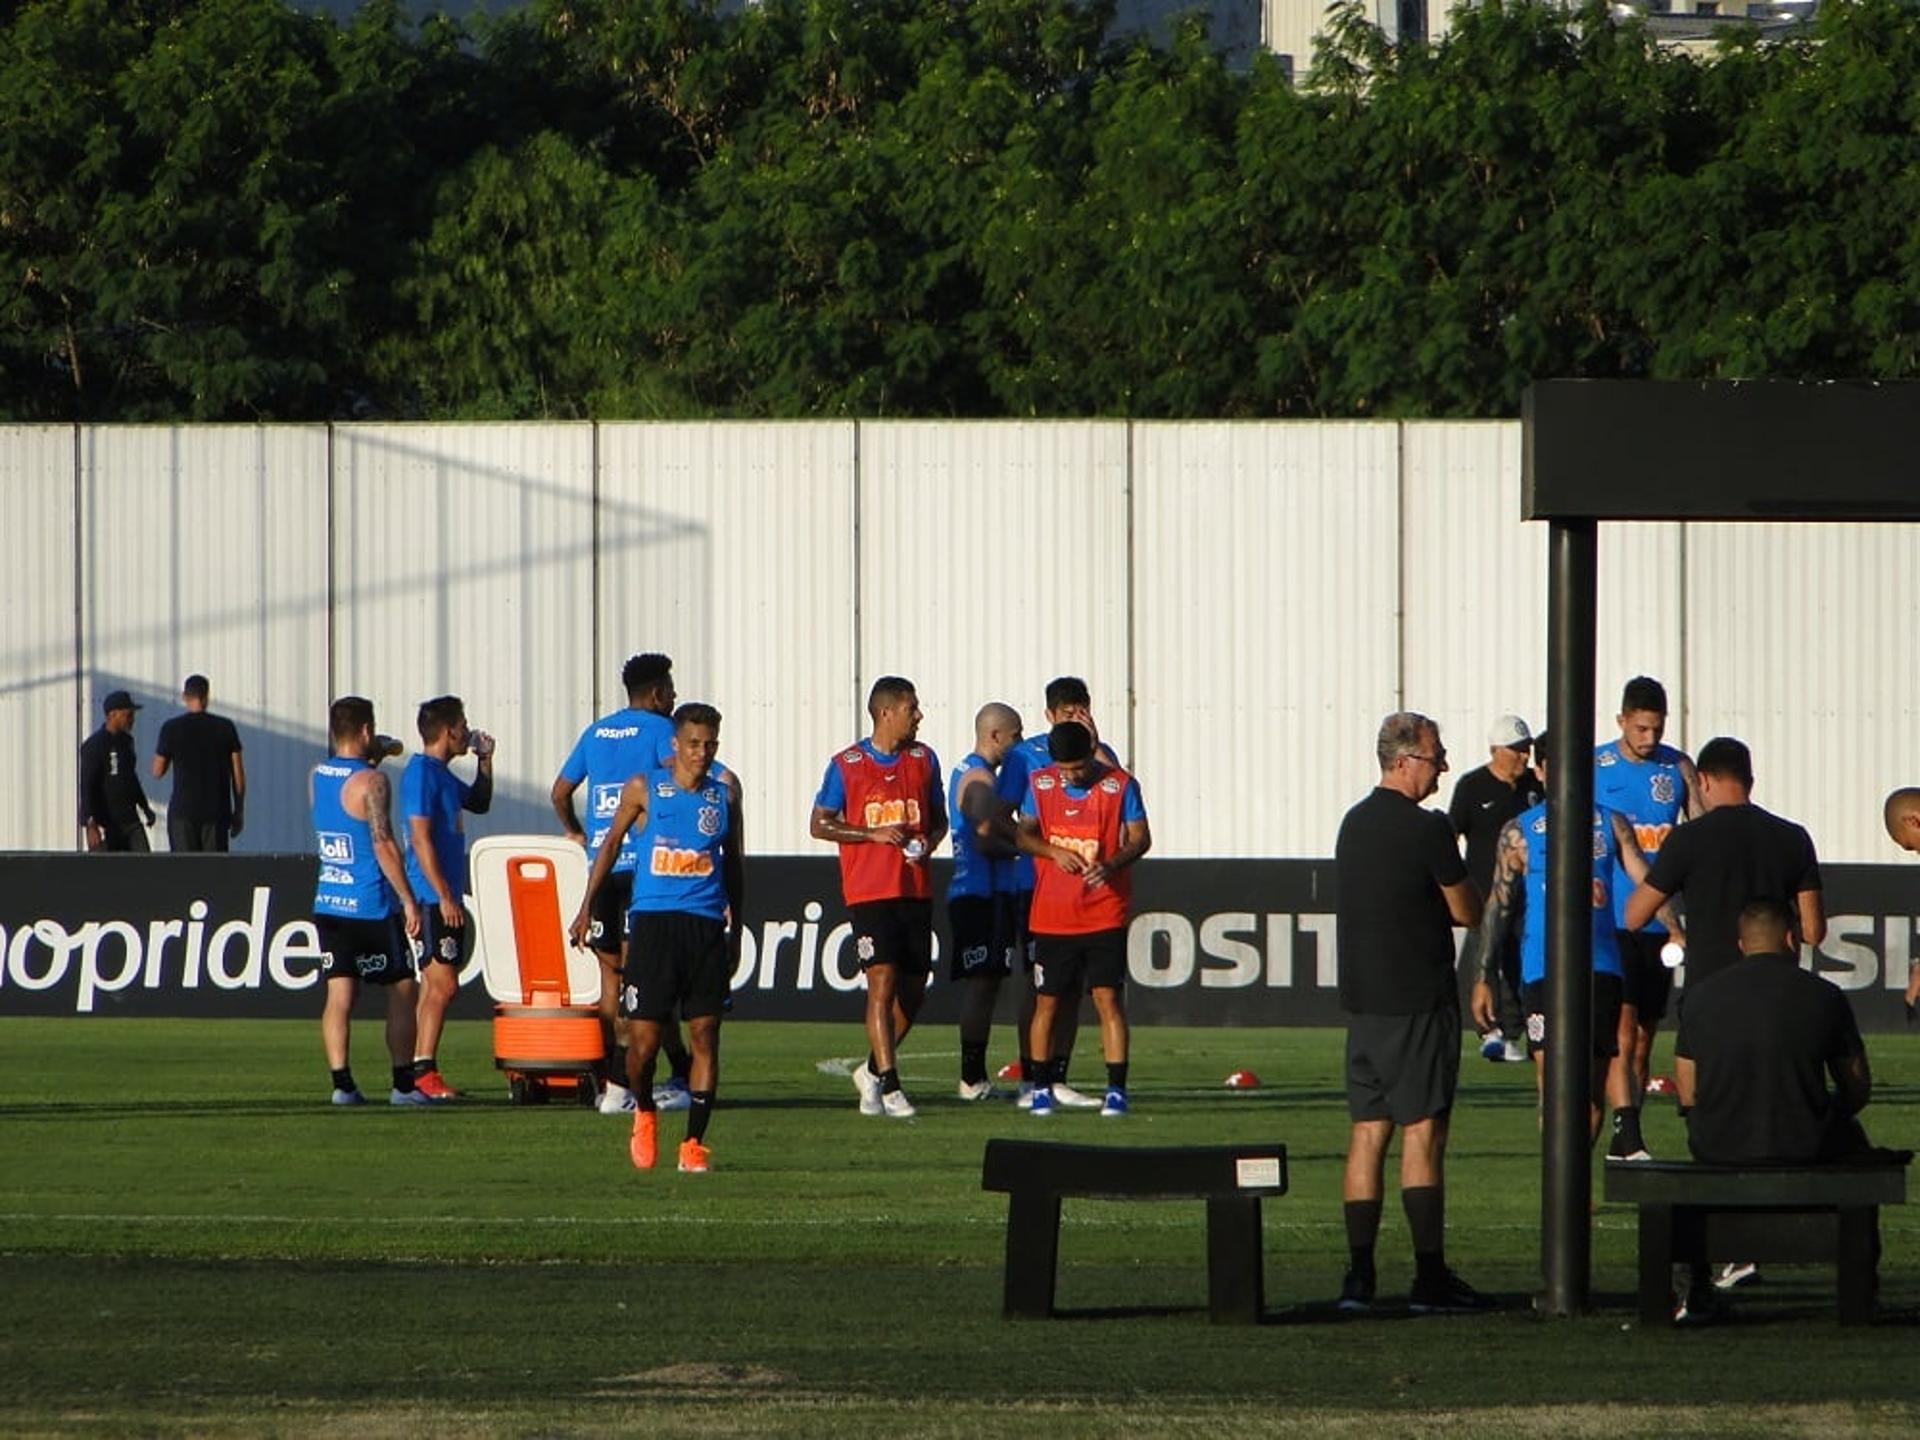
left=4, top=420, right=1915, bottom=862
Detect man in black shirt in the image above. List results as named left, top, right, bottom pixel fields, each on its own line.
left=1334, top=711, right=1488, bottom=1315
left=152, top=674, right=246, bottom=852
left=1447, top=714, right=1542, bottom=1061
left=79, top=690, right=154, bottom=852
left=1671, top=899, right=1873, bottom=1320
left=1624, top=737, right=1824, bottom=991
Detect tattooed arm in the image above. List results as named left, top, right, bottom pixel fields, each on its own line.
left=1469, top=820, right=1527, bottom=1031
left=362, top=769, right=422, bottom=940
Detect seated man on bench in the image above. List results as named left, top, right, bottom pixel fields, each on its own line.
left=1672, top=897, right=1875, bottom=1318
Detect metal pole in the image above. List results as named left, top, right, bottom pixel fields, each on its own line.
left=1542, top=518, right=1597, bottom=1316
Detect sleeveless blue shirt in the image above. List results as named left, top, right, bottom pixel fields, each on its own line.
left=312, top=757, right=395, bottom=919
left=1517, top=800, right=1623, bottom=985
left=947, top=752, right=998, bottom=902
left=626, top=768, right=732, bottom=920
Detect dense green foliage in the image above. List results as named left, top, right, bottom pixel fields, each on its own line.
left=3, top=0, right=1918, bottom=421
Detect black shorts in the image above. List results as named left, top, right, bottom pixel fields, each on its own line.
left=947, top=894, right=1015, bottom=982
left=1617, top=929, right=1674, bottom=1023
left=413, top=905, right=475, bottom=969
left=1345, top=1002, right=1461, bottom=1126
left=316, top=914, right=415, bottom=987
left=848, top=899, right=933, bottom=975
left=586, top=872, right=634, bottom=958
left=1007, top=888, right=1034, bottom=968
left=1520, top=972, right=1624, bottom=1058
left=621, top=911, right=731, bottom=1022
left=1030, top=928, right=1127, bottom=997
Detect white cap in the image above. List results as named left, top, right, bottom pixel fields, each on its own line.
left=1487, top=714, right=1533, bottom=748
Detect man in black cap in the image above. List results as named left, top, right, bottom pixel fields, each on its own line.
left=152, top=674, right=246, bottom=852
left=80, top=690, right=155, bottom=852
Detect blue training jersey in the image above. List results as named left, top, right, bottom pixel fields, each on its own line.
left=1517, top=800, right=1624, bottom=986
left=1593, top=740, right=1688, bottom=933
left=947, top=752, right=999, bottom=902
left=626, top=768, right=732, bottom=920
left=559, top=707, right=675, bottom=874
left=993, top=734, right=1056, bottom=893
left=401, top=754, right=473, bottom=904
left=312, top=757, right=394, bottom=919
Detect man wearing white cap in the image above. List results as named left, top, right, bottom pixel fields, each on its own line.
left=1447, top=715, right=1543, bottom=1062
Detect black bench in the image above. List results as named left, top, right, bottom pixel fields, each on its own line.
left=1603, top=1157, right=1908, bottom=1325
left=980, top=1138, right=1287, bottom=1323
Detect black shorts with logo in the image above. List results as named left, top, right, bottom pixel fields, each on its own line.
left=621, top=911, right=731, bottom=1022
left=1030, top=927, right=1127, bottom=997
left=1345, top=1001, right=1462, bottom=1125
left=1617, top=929, right=1674, bottom=1023
left=1520, top=972, right=1624, bottom=1058
left=947, top=894, right=1015, bottom=982
left=849, top=899, right=934, bottom=975
left=316, top=914, right=416, bottom=986
left=414, top=904, right=475, bottom=969
left=586, top=871, right=634, bottom=959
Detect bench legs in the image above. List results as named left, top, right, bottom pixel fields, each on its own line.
left=1002, top=1190, right=1061, bottom=1319
left=1000, top=1191, right=1265, bottom=1322
left=1837, top=1206, right=1878, bottom=1326
left=1637, top=1204, right=1676, bottom=1326
left=1636, top=1202, right=1882, bottom=1326
left=1205, top=1196, right=1265, bottom=1324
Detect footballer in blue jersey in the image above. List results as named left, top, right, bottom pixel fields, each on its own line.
left=1470, top=734, right=1665, bottom=1149
left=946, top=703, right=1025, bottom=1101
left=551, top=654, right=717, bottom=1112
left=1593, top=676, right=1701, bottom=1113
left=571, top=702, right=742, bottom=1171
left=400, top=695, right=495, bottom=1100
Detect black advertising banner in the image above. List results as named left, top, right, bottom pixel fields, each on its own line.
left=2, top=853, right=1917, bottom=1030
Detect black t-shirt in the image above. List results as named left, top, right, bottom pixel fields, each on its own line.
left=1447, top=763, right=1544, bottom=895
left=155, top=711, right=243, bottom=822
left=78, top=726, right=146, bottom=825
left=1643, top=803, right=1820, bottom=986
left=1675, top=953, right=1863, bottom=1165
left=1335, top=787, right=1469, bottom=1014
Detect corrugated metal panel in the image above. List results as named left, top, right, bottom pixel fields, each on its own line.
left=1132, top=422, right=1402, bottom=858
left=1685, top=520, right=1920, bottom=862
left=78, top=426, right=330, bottom=853
left=1594, top=520, right=1685, bottom=746
left=1, top=426, right=79, bottom=850
left=331, top=424, right=596, bottom=845
left=597, top=422, right=857, bottom=857
left=858, top=421, right=1131, bottom=785
left=1401, top=421, right=1547, bottom=777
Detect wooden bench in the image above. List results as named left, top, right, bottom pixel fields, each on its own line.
left=1603, top=1157, right=1908, bottom=1325
left=980, top=1138, right=1287, bottom=1323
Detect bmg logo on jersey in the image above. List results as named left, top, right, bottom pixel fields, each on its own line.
left=861, top=798, right=921, bottom=828
left=317, top=832, right=355, bottom=863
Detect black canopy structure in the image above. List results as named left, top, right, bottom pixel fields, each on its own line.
left=1521, top=380, right=1920, bottom=1315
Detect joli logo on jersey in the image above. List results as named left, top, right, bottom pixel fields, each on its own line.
left=317, top=832, right=354, bottom=863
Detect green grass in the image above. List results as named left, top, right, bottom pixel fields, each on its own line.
left=4, top=1016, right=1919, bottom=1436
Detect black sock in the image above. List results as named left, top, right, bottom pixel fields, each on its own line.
left=1612, top=1106, right=1645, bottom=1152
left=1019, top=1053, right=1035, bottom=1084
left=391, top=1065, right=415, bottom=1093
left=960, top=1043, right=988, bottom=1085
left=1106, top=1061, right=1129, bottom=1092
left=413, top=1056, right=436, bottom=1079
left=1056, top=1052, right=1072, bottom=1085
left=637, top=1092, right=657, bottom=1113
left=1344, top=1199, right=1382, bottom=1273
left=1402, top=1184, right=1446, bottom=1260
left=612, top=1045, right=631, bottom=1091
left=688, top=1089, right=715, bottom=1142
left=879, top=1066, right=901, bottom=1095
left=867, top=1052, right=881, bottom=1079
left=330, top=1067, right=355, bottom=1093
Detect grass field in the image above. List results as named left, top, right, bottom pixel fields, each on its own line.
left=5, top=1015, right=1920, bottom=1437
